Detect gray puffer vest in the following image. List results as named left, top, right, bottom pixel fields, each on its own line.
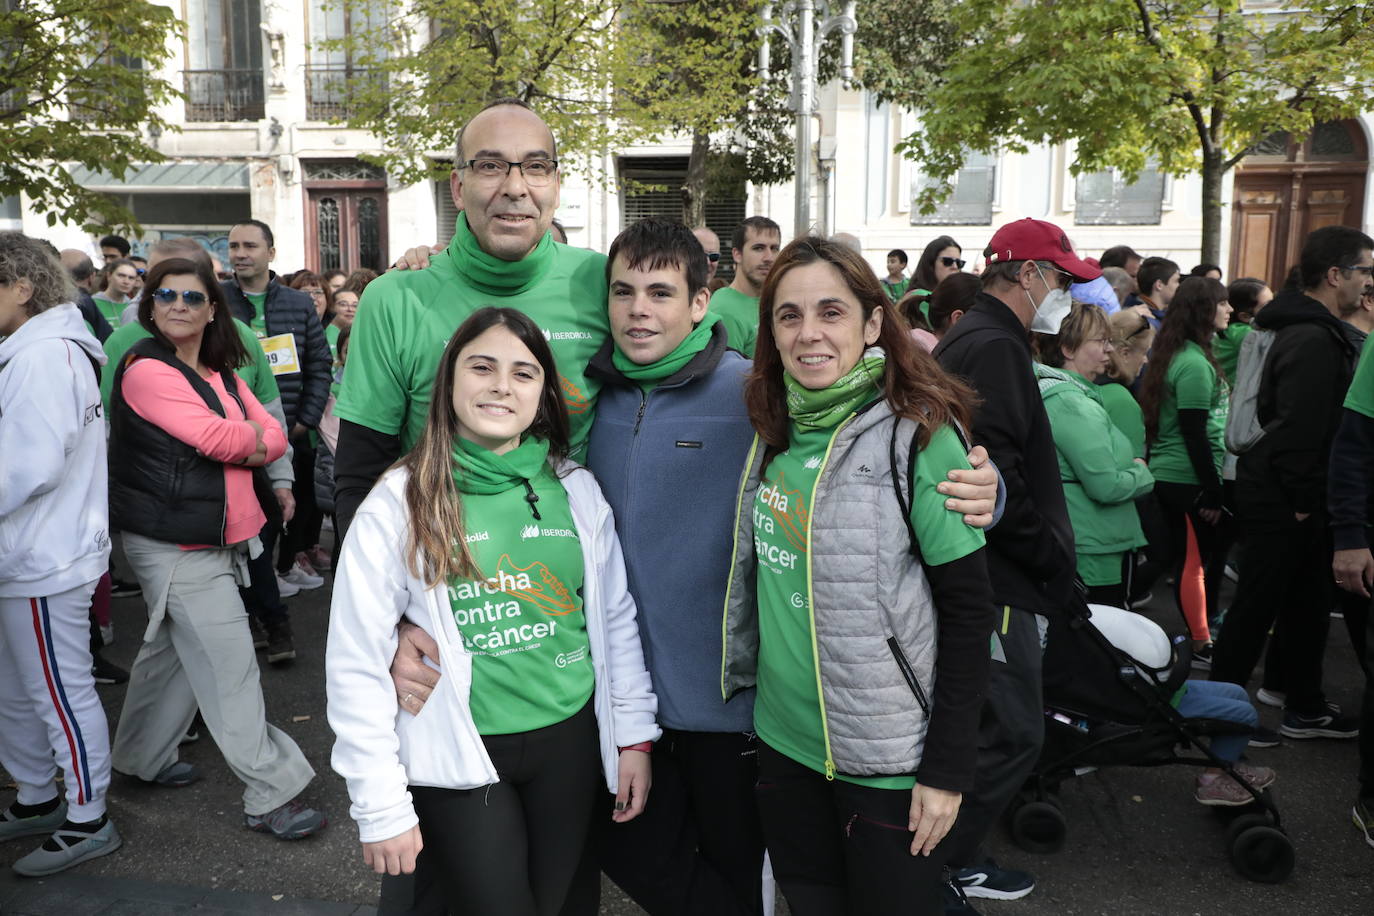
left=721, top=400, right=938, bottom=778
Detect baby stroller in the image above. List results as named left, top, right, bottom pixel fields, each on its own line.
left=1006, top=597, right=1295, bottom=883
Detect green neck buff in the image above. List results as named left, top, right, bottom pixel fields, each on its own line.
left=450, top=212, right=554, bottom=296
left=611, top=313, right=720, bottom=383
left=451, top=434, right=551, bottom=496
left=784, top=347, right=886, bottom=431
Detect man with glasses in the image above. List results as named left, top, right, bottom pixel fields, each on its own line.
left=707, top=216, right=780, bottom=357
left=933, top=218, right=1095, bottom=911
left=334, top=98, right=610, bottom=538
left=692, top=226, right=722, bottom=286
left=1212, top=226, right=1373, bottom=746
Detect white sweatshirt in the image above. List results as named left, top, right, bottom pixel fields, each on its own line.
left=326, top=461, right=661, bottom=844
left=0, top=303, right=111, bottom=596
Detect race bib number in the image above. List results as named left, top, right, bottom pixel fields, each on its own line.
left=261, top=333, right=300, bottom=376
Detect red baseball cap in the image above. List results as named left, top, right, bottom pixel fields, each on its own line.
left=985, top=218, right=1102, bottom=282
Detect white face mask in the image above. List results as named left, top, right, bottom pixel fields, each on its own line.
left=1027, top=263, right=1074, bottom=334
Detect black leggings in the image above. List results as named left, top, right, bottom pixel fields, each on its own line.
left=755, top=741, right=946, bottom=916
left=378, top=701, right=601, bottom=916
left=1154, top=481, right=1233, bottom=640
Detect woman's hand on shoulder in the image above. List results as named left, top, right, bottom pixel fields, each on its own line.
left=612, top=749, right=652, bottom=823
left=939, top=444, right=997, bottom=527
left=362, top=825, right=423, bottom=875
left=908, top=783, right=961, bottom=857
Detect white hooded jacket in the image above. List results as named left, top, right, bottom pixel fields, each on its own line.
left=0, top=303, right=111, bottom=596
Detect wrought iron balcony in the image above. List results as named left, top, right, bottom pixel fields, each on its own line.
left=306, top=66, right=385, bottom=122
left=184, top=69, right=265, bottom=122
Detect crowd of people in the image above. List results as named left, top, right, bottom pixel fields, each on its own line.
left=1, top=95, right=1372, bottom=916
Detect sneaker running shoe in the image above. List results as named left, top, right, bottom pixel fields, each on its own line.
left=1255, top=688, right=1286, bottom=708
left=1353, top=798, right=1374, bottom=850
left=275, top=574, right=301, bottom=598
left=1190, top=642, right=1214, bottom=672
left=0, top=800, right=67, bottom=842
left=305, top=545, right=331, bottom=572
left=148, top=761, right=200, bottom=788
left=248, top=616, right=269, bottom=650
left=266, top=622, right=296, bottom=664
left=12, top=818, right=122, bottom=876
left=245, top=799, right=326, bottom=840
left=179, top=730, right=200, bottom=746
left=1195, top=774, right=1256, bottom=806
left=1231, top=762, right=1276, bottom=791
left=293, top=552, right=318, bottom=577
left=1280, top=703, right=1360, bottom=739
left=281, top=563, right=324, bottom=590
left=1248, top=726, right=1282, bottom=748
left=109, top=577, right=142, bottom=598
left=91, top=653, right=129, bottom=685
left=952, top=859, right=1035, bottom=900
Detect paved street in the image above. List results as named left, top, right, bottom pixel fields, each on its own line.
left=3, top=546, right=1372, bottom=915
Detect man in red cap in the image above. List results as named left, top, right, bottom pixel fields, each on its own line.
left=933, top=218, right=1099, bottom=911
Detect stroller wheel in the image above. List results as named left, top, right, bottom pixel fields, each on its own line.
left=1010, top=800, right=1067, bottom=854
left=1228, top=824, right=1294, bottom=883
left=1224, top=810, right=1274, bottom=846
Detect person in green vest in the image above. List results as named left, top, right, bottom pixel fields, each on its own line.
left=1213, top=277, right=1273, bottom=383
left=882, top=248, right=909, bottom=303
left=1034, top=304, right=1154, bottom=608
left=707, top=216, right=780, bottom=357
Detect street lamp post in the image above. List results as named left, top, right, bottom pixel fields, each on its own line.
left=758, top=0, right=856, bottom=234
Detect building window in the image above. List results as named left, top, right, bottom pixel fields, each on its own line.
left=1074, top=165, right=1166, bottom=226
left=910, top=152, right=996, bottom=226
left=185, top=0, right=265, bottom=122
left=306, top=0, right=387, bottom=121
left=618, top=156, right=746, bottom=280
left=1, top=194, right=20, bottom=230
left=303, top=160, right=388, bottom=273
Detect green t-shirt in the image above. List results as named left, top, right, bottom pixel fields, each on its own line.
left=325, top=322, right=340, bottom=359
left=245, top=291, right=268, bottom=336
left=881, top=278, right=909, bottom=303
left=752, top=419, right=985, bottom=789
left=1148, top=341, right=1227, bottom=485
left=335, top=229, right=609, bottom=456
left=1097, top=381, right=1147, bottom=459
left=1344, top=333, right=1374, bottom=419
left=709, top=286, right=759, bottom=357
left=100, top=318, right=280, bottom=412
left=91, top=295, right=125, bottom=328
left=1212, top=321, right=1251, bottom=387
left=446, top=465, right=594, bottom=734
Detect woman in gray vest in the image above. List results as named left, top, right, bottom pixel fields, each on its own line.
left=721, top=237, right=995, bottom=915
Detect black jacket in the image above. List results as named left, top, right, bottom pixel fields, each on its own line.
left=108, top=338, right=236, bottom=546
left=1328, top=322, right=1374, bottom=550
left=75, top=290, right=113, bottom=343
left=221, top=274, right=331, bottom=429
left=1236, top=289, right=1358, bottom=521
left=934, top=292, right=1076, bottom=612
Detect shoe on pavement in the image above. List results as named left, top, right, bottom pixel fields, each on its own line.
left=305, top=545, right=331, bottom=572
left=266, top=622, right=297, bottom=664
left=275, top=574, right=301, bottom=598
left=942, top=879, right=983, bottom=915
left=952, top=859, right=1035, bottom=900
left=92, top=653, right=129, bottom=685
left=1248, top=726, right=1282, bottom=748
left=248, top=616, right=269, bottom=650
left=179, top=730, right=200, bottom=746
left=1195, top=774, right=1257, bottom=806
left=281, top=563, right=324, bottom=590
left=12, top=818, right=121, bottom=876
left=293, top=552, right=318, bottom=577
left=0, top=800, right=67, bottom=842
left=244, top=799, right=326, bottom=840
left=1353, top=798, right=1374, bottom=850
left=1190, top=642, right=1214, bottom=672
left=1255, top=688, right=1285, bottom=708
left=109, top=577, right=142, bottom=598
left=149, top=761, right=200, bottom=788
left=1231, top=762, right=1276, bottom=791
left=1280, top=703, right=1360, bottom=739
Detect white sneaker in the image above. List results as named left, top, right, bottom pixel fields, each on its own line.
left=281, top=562, right=325, bottom=590
left=275, top=574, right=301, bottom=598
left=1256, top=688, right=1286, bottom=708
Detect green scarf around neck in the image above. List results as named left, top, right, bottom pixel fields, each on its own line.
left=611, top=313, right=720, bottom=383
left=450, top=212, right=554, bottom=296
left=784, top=347, right=886, bottom=430
left=451, top=434, right=551, bottom=495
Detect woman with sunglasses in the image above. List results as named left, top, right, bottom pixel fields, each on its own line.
left=1140, top=277, right=1234, bottom=663
left=900, top=236, right=964, bottom=330
left=1033, top=304, right=1154, bottom=608
left=327, top=306, right=657, bottom=914
left=106, top=257, right=325, bottom=840
left=722, top=237, right=993, bottom=915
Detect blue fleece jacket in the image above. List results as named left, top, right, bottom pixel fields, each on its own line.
left=586, top=323, right=755, bottom=733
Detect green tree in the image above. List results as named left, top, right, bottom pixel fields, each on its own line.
left=0, top=0, right=180, bottom=231
left=874, top=0, right=1374, bottom=263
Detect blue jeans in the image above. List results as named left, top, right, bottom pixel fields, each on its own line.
left=1175, top=679, right=1257, bottom=763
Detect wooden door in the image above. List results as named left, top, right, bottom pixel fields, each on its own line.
left=305, top=187, right=388, bottom=275
left=1231, top=176, right=1290, bottom=289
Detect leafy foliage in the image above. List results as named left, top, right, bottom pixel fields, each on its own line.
left=0, top=0, right=180, bottom=231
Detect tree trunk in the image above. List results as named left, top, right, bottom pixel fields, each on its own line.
left=1200, top=150, right=1224, bottom=267
left=681, top=129, right=710, bottom=227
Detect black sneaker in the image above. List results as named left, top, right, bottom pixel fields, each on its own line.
left=92, top=653, right=129, bottom=685
left=1280, top=703, right=1360, bottom=739
left=266, top=622, right=296, bottom=665
left=952, top=859, right=1035, bottom=900
left=1190, top=643, right=1214, bottom=671
left=1248, top=726, right=1282, bottom=748
left=109, top=578, right=142, bottom=598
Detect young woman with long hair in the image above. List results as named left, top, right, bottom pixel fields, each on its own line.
left=326, top=307, right=658, bottom=915
left=1140, top=277, right=1234, bottom=662
left=898, top=235, right=964, bottom=330
left=723, top=237, right=993, bottom=915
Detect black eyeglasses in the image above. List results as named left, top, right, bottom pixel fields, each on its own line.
left=459, top=158, right=559, bottom=186
left=706, top=252, right=720, bottom=263
left=152, top=288, right=209, bottom=308
left=1342, top=265, right=1374, bottom=276
left=940, top=256, right=967, bottom=269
